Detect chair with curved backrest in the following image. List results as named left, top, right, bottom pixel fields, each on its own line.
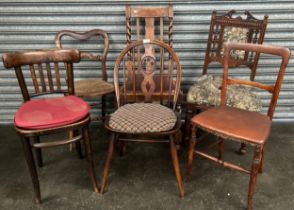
left=100, top=39, right=184, bottom=197
left=2, top=49, right=99, bottom=203
left=185, top=10, right=268, bottom=150
left=185, top=43, right=291, bottom=210
left=55, top=29, right=114, bottom=121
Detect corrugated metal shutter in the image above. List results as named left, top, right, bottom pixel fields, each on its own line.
left=0, top=0, right=293, bottom=123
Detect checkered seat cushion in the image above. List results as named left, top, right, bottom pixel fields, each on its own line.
left=109, top=103, right=177, bottom=133
left=187, top=74, right=262, bottom=112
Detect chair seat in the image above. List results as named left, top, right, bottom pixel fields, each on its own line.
left=109, top=103, right=177, bottom=134
left=75, top=79, right=114, bottom=97
left=191, top=106, right=271, bottom=144
left=187, top=75, right=262, bottom=112
left=15, top=96, right=89, bottom=129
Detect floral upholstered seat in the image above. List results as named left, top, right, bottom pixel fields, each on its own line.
left=187, top=75, right=262, bottom=112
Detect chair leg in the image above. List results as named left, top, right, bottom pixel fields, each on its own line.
left=101, top=95, right=106, bottom=122
left=32, top=136, right=43, bottom=167
left=185, top=126, right=196, bottom=181
left=184, top=103, right=193, bottom=145
left=82, top=126, right=99, bottom=193
left=20, top=137, right=41, bottom=204
left=217, top=137, right=224, bottom=160
left=258, top=147, right=265, bottom=173
left=247, top=145, right=263, bottom=210
left=238, top=142, right=247, bottom=155
left=73, top=130, right=83, bottom=159
left=119, top=141, right=126, bottom=156
left=169, top=134, right=184, bottom=198
left=101, top=133, right=116, bottom=193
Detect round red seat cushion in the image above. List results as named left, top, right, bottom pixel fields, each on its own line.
left=14, top=96, right=89, bottom=129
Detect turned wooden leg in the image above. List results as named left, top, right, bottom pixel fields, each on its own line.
left=73, top=130, right=83, bottom=159
left=101, top=95, right=106, bottom=122
left=119, top=141, right=126, bottom=156
left=32, top=136, right=43, bottom=167
left=169, top=134, right=184, bottom=198
left=238, top=142, right=247, bottom=155
left=82, top=126, right=99, bottom=193
left=20, top=137, right=41, bottom=204
left=184, top=103, right=193, bottom=145
left=185, top=126, right=196, bottom=181
left=101, top=133, right=116, bottom=193
left=258, top=147, right=265, bottom=173
left=247, top=145, right=263, bottom=210
left=218, top=137, right=224, bottom=160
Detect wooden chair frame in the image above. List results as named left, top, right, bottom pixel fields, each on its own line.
left=100, top=39, right=184, bottom=198
left=186, top=43, right=291, bottom=210
left=55, top=29, right=112, bottom=120
left=2, top=49, right=99, bottom=203
left=185, top=10, right=268, bottom=146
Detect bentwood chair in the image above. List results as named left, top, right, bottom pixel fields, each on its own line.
left=185, top=10, right=268, bottom=151
left=186, top=43, right=291, bottom=210
left=2, top=49, right=99, bottom=203
left=55, top=29, right=114, bottom=121
left=100, top=39, right=184, bottom=197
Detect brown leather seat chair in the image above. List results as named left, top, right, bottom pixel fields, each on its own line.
left=185, top=42, right=291, bottom=210
left=185, top=10, right=268, bottom=151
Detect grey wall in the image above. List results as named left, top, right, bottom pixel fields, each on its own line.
left=0, top=0, right=293, bottom=123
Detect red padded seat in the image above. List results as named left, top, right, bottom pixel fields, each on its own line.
left=15, top=96, right=89, bottom=129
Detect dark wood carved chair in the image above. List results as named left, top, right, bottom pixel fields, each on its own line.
left=185, top=10, right=268, bottom=150
left=2, top=49, right=99, bottom=203
left=100, top=39, right=184, bottom=197
left=185, top=43, right=291, bottom=210
left=55, top=29, right=114, bottom=121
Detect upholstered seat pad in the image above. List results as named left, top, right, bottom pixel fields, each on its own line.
left=75, top=79, right=114, bottom=97
left=191, top=106, right=271, bottom=144
left=109, top=103, right=177, bottom=134
left=187, top=75, right=262, bottom=112
left=15, top=96, right=89, bottom=129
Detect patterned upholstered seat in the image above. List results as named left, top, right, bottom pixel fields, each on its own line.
left=187, top=74, right=262, bottom=112
left=109, top=103, right=177, bottom=134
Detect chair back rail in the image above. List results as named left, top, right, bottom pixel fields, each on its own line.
left=2, top=49, right=80, bottom=102
left=222, top=42, right=291, bottom=119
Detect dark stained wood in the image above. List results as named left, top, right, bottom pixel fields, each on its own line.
left=55, top=29, right=113, bottom=120
left=185, top=10, right=269, bottom=145
left=186, top=43, right=291, bottom=210
left=2, top=49, right=99, bottom=203
left=102, top=39, right=184, bottom=197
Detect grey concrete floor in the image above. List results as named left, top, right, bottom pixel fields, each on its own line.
left=0, top=122, right=293, bottom=210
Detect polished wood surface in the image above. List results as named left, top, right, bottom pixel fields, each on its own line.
left=2, top=49, right=99, bottom=203
left=186, top=43, right=291, bottom=210
left=101, top=39, right=184, bottom=198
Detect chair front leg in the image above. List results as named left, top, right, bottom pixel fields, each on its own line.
left=184, top=103, right=193, bottom=145
left=82, top=126, right=99, bottom=193
left=169, top=134, right=184, bottom=198
left=185, top=125, right=197, bottom=181
left=73, top=130, right=83, bottom=159
left=101, top=132, right=116, bottom=193
left=20, top=137, right=41, bottom=204
left=247, top=145, right=263, bottom=210
left=32, top=136, right=43, bottom=167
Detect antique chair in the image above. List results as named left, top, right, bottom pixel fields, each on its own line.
left=100, top=39, right=184, bottom=197
left=185, top=43, right=291, bottom=210
left=184, top=10, right=268, bottom=150
left=55, top=29, right=114, bottom=121
left=2, top=49, right=99, bottom=203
